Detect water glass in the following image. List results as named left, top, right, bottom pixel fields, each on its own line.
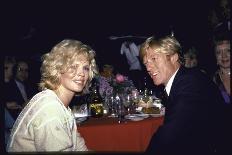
left=107, top=95, right=117, bottom=117
left=115, top=94, right=126, bottom=123
left=131, top=89, right=140, bottom=108
left=124, top=94, right=134, bottom=114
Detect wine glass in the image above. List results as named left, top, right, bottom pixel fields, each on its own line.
left=124, top=94, right=134, bottom=114
left=131, top=88, right=139, bottom=109
left=72, top=104, right=88, bottom=126
left=115, top=94, right=126, bottom=123
left=107, top=95, right=117, bottom=117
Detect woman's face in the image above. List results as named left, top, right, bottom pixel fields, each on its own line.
left=59, top=55, right=90, bottom=94
left=215, top=41, right=230, bottom=69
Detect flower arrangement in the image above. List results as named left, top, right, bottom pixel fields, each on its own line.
left=97, top=73, right=135, bottom=99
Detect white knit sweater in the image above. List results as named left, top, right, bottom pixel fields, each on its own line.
left=7, top=89, right=88, bottom=152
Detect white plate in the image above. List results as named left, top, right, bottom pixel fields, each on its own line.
left=75, top=117, right=87, bottom=123
left=126, top=117, right=144, bottom=121
left=130, top=113, right=149, bottom=118
left=125, top=114, right=146, bottom=121
left=149, top=113, right=164, bottom=117
left=73, top=112, right=90, bottom=123
left=74, top=113, right=88, bottom=118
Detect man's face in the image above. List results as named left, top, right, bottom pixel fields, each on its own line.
left=16, top=62, right=29, bottom=82
left=144, top=48, right=179, bottom=86
left=184, top=54, right=198, bottom=68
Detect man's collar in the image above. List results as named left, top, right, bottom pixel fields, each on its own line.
left=165, top=67, right=180, bottom=96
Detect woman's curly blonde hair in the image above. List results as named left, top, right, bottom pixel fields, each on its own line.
left=39, top=39, right=99, bottom=94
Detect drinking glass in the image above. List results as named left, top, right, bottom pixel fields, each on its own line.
left=115, top=94, right=126, bottom=123
left=72, top=104, right=88, bottom=126
left=131, top=88, right=139, bottom=109
left=124, top=94, right=134, bottom=114
left=107, top=95, right=117, bottom=117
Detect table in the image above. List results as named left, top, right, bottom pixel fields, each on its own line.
left=77, top=115, right=164, bottom=152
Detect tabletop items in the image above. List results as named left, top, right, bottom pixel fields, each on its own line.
left=71, top=76, right=164, bottom=122
left=72, top=86, right=164, bottom=124
left=88, top=83, right=104, bottom=118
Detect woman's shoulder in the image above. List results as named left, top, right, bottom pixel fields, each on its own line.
left=30, top=89, right=57, bottom=103
left=26, top=90, right=62, bottom=120
left=29, top=103, right=65, bottom=128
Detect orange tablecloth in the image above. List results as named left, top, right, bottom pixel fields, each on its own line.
left=77, top=115, right=164, bottom=152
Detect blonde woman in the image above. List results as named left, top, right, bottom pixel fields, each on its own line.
left=7, top=39, right=98, bottom=152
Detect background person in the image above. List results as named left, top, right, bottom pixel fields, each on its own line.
left=4, top=59, right=37, bottom=120
left=100, top=64, right=115, bottom=79
left=140, top=35, right=229, bottom=154
left=183, top=46, right=198, bottom=68
left=212, top=32, right=230, bottom=104
left=4, top=56, right=16, bottom=148
left=4, top=56, right=16, bottom=83
left=7, top=39, right=98, bottom=152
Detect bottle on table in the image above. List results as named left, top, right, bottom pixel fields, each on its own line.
left=143, top=77, right=152, bottom=104
left=89, top=82, right=104, bottom=118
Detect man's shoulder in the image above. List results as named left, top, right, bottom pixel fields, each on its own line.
left=173, top=67, right=215, bottom=92
left=177, top=67, right=210, bottom=81
left=5, top=79, right=17, bottom=88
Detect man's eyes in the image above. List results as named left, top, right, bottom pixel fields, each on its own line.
left=151, top=57, right=157, bottom=61
left=152, top=57, right=156, bottom=60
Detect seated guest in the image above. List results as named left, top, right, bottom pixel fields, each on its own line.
left=100, top=64, right=115, bottom=79
left=184, top=46, right=198, bottom=68
left=140, top=35, right=229, bottom=154
left=4, top=59, right=37, bottom=120
left=4, top=56, right=16, bottom=83
left=212, top=32, right=230, bottom=104
left=183, top=46, right=207, bottom=74
left=4, top=56, right=16, bottom=148
left=7, top=39, right=98, bottom=152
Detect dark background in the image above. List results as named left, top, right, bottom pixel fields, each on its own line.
left=1, top=1, right=220, bottom=150
left=0, top=0, right=226, bottom=152
left=3, top=0, right=218, bottom=85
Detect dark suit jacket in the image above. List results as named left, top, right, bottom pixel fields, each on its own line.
left=4, top=79, right=37, bottom=119
left=146, top=66, right=231, bottom=155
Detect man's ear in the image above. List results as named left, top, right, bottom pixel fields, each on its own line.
left=143, top=55, right=148, bottom=65
left=170, top=53, right=179, bottom=63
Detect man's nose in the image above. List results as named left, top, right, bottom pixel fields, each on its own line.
left=146, top=64, right=152, bottom=72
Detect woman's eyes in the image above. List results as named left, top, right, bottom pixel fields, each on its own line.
left=216, top=49, right=230, bottom=55
left=83, top=66, right=90, bottom=72
left=70, top=65, right=77, bottom=70
left=69, top=65, right=89, bottom=72
left=69, top=65, right=78, bottom=73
